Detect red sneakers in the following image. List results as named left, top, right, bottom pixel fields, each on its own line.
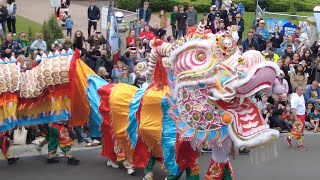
left=285, top=136, right=292, bottom=147
left=297, top=145, right=307, bottom=151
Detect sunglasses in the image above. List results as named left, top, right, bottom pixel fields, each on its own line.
left=21, top=35, right=26, bottom=37
left=123, top=69, right=128, bottom=70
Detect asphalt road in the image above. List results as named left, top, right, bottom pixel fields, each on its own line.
left=1, top=134, right=320, bottom=180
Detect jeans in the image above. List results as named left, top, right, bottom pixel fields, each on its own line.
left=177, top=28, right=186, bottom=38
left=7, top=18, right=16, bottom=34
left=171, top=25, right=177, bottom=39
left=67, top=28, right=72, bottom=37
left=88, top=20, right=97, bottom=37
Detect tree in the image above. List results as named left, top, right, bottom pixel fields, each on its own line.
left=42, top=15, right=64, bottom=47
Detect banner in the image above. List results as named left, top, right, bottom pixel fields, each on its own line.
left=314, top=6, right=320, bottom=38
left=253, top=3, right=264, bottom=25
left=101, top=6, right=109, bottom=30
left=265, top=18, right=290, bottom=33
left=50, top=0, right=61, bottom=8
left=109, top=16, right=119, bottom=55
left=281, top=22, right=298, bottom=37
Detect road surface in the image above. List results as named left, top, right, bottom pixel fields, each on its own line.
left=1, top=134, right=320, bottom=180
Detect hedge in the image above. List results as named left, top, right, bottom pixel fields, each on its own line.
left=116, top=0, right=316, bottom=13
left=116, top=0, right=211, bottom=13
left=233, top=0, right=317, bottom=12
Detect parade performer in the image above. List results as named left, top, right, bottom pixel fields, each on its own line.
left=0, top=131, right=19, bottom=164
left=97, top=22, right=281, bottom=180
left=285, top=84, right=307, bottom=151
left=36, top=122, right=80, bottom=165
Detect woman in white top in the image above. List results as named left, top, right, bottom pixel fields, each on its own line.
left=6, top=0, right=17, bottom=35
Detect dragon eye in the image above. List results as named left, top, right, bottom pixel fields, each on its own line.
left=196, top=51, right=206, bottom=62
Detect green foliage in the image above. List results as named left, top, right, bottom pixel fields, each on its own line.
left=27, top=26, right=34, bottom=43
left=42, top=15, right=64, bottom=47
left=233, top=0, right=317, bottom=12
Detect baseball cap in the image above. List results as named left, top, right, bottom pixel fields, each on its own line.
left=259, top=20, right=265, bottom=24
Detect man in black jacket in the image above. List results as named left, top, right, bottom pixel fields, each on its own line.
left=87, top=0, right=100, bottom=37
left=138, top=1, right=151, bottom=24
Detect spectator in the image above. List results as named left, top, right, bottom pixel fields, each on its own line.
left=272, top=70, right=289, bottom=102
left=24, top=58, right=34, bottom=71
left=73, top=30, right=87, bottom=52
left=209, top=12, right=221, bottom=34
left=87, top=0, right=100, bottom=37
left=250, top=26, right=266, bottom=51
left=281, top=57, right=293, bottom=93
left=212, top=0, right=222, bottom=9
left=263, top=47, right=279, bottom=62
left=242, top=31, right=259, bottom=52
left=304, top=80, right=320, bottom=104
left=111, top=60, right=123, bottom=83
left=282, top=44, right=294, bottom=60
left=256, top=20, right=269, bottom=41
left=0, top=32, right=14, bottom=58
left=218, top=19, right=226, bottom=32
left=13, top=32, right=28, bottom=57
left=160, top=10, right=168, bottom=30
left=170, top=6, right=178, bottom=39
left=223, top=0, right=232, bottom=12
left=6, top=0, right=16, bottom=35
left=186, top=4, right=198, bottom=27
left=312, top=56, right=320, bottom=82
left=139, top=25, right=155, bottom=44
left=311, top=40, right=320, bottom=58
left=301, top=49, right=314, bottom=83
left=280, top=36, right=297, bottom=55
left=87, top=31, right=106, bottom=49
left=30, top=33, right=47, bottom=56
left=65, top=15, right=73, bottom=37
left=138, top=1, right=151, bottom=24
left=97, top=66, right=112, bottom=83
left=118, top=65, right=134, bottom=85
left=201, top=12, right=210, bottom=30
left=290, top=63, right=308, bottom=91
left=62, top=36, right=72, bottom=50
left=126, top=30, right=136, bottom=48
left=229, top=3, right=238, bottom=16
left=176, top=4, right=187, bottom=38
left=219, top=4, right=228, bottom=21
left=257, top=93, right=270, bottom=110
left=309, top=107, right=320, bottom=133
left=136, top=19, right=147, bottom=37
left=270, top=26, right=283, bottom=56
left=291, top=53, right=300, bottom=66
left=235, top=13, right=244, bottom=43
left=0, top=0, right=7, bottom=34
left=272, top=103, right=292, bottom=132
left=208, top=5, right=218, bottom=22
left=133, top=38, right=145, bottom=59
left=225, top=12, right=235, bottom=29
left=121, top=48, right=137, bottom=72
left=282, top=103, right=293, bottom=129
left=293, top=27, right=302, bottom=45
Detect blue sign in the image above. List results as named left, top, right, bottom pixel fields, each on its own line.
left=265, top=18, right=290, bottom=34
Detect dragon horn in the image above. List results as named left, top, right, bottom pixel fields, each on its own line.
left=195, top=21, right=205, bottom=36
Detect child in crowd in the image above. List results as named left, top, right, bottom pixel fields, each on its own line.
left=305, top=102, right=315, bottom=131
left=65, top=15, right=74, bottom=37
left=310, top=107, right=320, bottom=133
left=111, top=61, right=123, bottom=83
left=282, top=103, right=293, bottom=128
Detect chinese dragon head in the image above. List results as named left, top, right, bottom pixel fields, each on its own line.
left=144, top=22, right=280, bottom=149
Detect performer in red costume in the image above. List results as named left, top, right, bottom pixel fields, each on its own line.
left=0, top=131, right=19, bottom=164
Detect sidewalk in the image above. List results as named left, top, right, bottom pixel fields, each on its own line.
left=16, top=0, right=171, bottom=38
